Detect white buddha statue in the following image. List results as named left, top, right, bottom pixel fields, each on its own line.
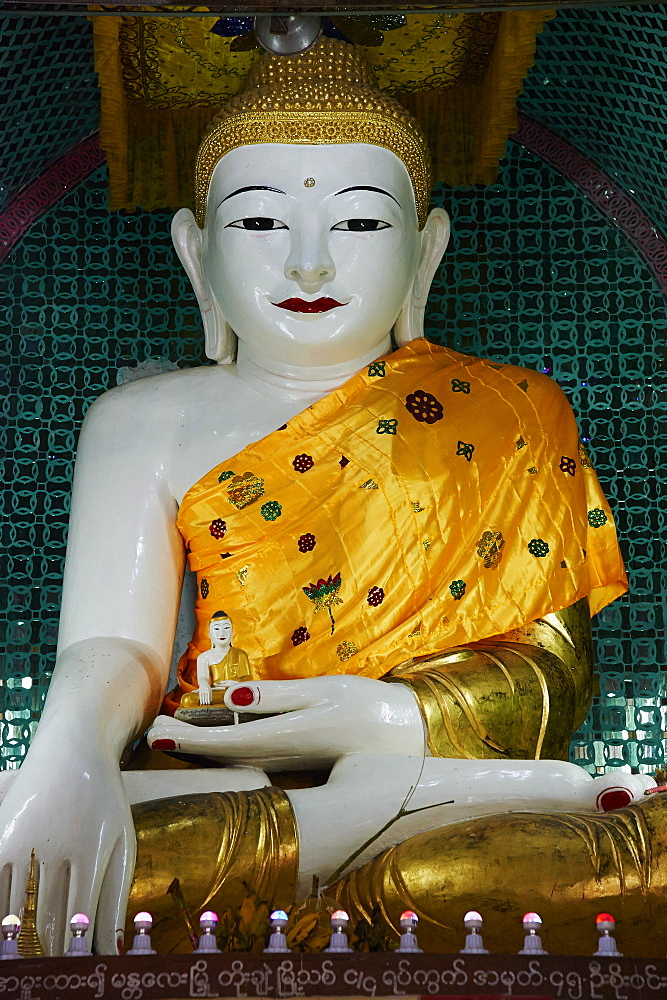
left=0, top=40, right=658, bottom=958
left=175, top=611, right=251, bottom=723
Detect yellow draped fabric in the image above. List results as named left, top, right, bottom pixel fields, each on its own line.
left=170, top=340, right=625, bottom=705
left=92, top=11, right=553, bottom=215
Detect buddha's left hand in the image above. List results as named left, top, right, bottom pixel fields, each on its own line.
left=147, top=676, right=424, bottom=770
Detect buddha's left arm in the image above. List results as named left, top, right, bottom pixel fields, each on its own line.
left=386, top=598, right=593, bottom=761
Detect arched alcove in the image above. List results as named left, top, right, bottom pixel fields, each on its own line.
left=1, top=7, right=665, bottom=778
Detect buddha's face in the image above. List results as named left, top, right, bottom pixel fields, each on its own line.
left=200, top=143, right=423, bottom=366
left=209, top=617, right=233, bottom=646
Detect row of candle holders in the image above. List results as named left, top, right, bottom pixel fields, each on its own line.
left=0, top=908, right=625, bottom=960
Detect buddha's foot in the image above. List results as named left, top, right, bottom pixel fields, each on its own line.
left=587, top=770, right=655, bottom=811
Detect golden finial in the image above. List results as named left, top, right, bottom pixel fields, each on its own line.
left=17, top=849, right=44, bottom=957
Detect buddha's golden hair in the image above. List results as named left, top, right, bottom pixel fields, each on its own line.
left=194, top=39, right=431, bottom=228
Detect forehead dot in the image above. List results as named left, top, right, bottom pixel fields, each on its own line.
left=303, top=177, right=315, bottom=188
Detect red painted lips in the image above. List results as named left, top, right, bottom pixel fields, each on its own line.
left=273, top=297, right=346, bottom=314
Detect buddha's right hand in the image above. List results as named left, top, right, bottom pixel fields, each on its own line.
left=198, top=680, right=213, bottom=705
left=0, top=717, right=135, bottom=956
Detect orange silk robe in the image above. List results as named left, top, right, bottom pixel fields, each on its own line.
left=167, top=339, right=626, bottom=708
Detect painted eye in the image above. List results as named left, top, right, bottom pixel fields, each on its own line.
left=332, top=219, right=391, bottom=232
left=227, top=218, right=288, bottom=231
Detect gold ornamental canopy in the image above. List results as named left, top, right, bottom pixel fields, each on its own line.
left=93, top=9, right=552, bottom=215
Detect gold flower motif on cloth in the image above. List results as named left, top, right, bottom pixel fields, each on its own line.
left=476, top=529, right=505, bottom=569
left=336, top=641, right=359, bottom=662
left=226, top=472, right=265, bottom=509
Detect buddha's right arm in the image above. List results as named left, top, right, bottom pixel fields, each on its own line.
left=386, top=598, right=594, bottom=761
left=48, top=384, right=185, bottom=734
left=0, top=385, right=185, bottom=953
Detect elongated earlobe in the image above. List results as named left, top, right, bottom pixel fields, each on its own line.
left=171, top=209, right=236, bottom=364
left=394, top=208, right=451, bottom=347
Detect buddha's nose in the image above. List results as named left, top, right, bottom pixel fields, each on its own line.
left=284, top=227, right=335, bottom=290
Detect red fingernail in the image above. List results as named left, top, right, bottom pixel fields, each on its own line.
left=116, top=934, right=125, bottom=955
left=597, top=787, right=633, bottom=812
left=153, top=739, right=176, bottom=751
left=230, top=686, right=255, bottom=707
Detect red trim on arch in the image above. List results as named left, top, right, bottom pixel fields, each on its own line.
left=1, top=119, right=666, bottom=298
left=0, top=133, right=105, bottom=263
left=514, top=112, right=667, bottom=295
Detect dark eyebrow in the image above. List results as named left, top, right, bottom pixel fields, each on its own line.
left=334, top=185, right=401, bottom=207
left=220, top=185, right=286, bottom=204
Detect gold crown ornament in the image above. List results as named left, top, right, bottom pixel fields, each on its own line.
left=194, top=39, right=432, bottom=229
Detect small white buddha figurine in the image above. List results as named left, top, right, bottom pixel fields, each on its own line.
left=175, top=611, right=251, bottom=720
left=0, top=39, right=657, bottom=959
